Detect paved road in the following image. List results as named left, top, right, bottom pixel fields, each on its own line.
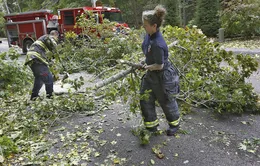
left=225, top=48, right=260, bottom=55
left=1, top=39, right=260, bottom=165
left=0, top=39, right=9, bottom=53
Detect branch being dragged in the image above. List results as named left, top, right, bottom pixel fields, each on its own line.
left=94, top=60, right=144, bottom=90
left=55, top=60, right=142, bottom=95
left=94, top=67, right=134, bottom=90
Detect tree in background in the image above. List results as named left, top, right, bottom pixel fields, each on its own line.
left=1, top=0, right=92, bottom=13
left=2, top=0, right=260, bottom=38
left=182, top=0, right=196, bottom=27
left=220, top=0, right=260, bottom=38
left=51, top=0, right=92, bottom=14
left=112, top=0, right=147, bottom=28
left=164, top=0, right=180, bottom=27
left=195, top=0, right=220, bottom=37
left=0, top=12, right=5, bottom=37
left=178, top=0, right=196, bottom=27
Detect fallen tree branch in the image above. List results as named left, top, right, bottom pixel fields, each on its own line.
left=55, top=60, right=142, bottom=95
left=92, top=65, right=117, bottom=81
left=168, top=41, right=187, bottom=51
left=94, top=67, right=134, bottom=90
left=93, top=60, right=145, bottom=90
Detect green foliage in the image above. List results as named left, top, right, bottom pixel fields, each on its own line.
left=110, top=0, right=147, bottom=28
left=238, top=137, right=260, bottom=154
left=165, top=0, right=180, bottom=27
left=1, top=0, right=92, bottom=15
left=0, top=11, right=260, bottom=163
left=220, top=0, right=260, bottom=38
left=131, top=127, right=152, bottom=145
left=0, top=135, right=18, bottom=157
left=0, top=49, right=32, bottom=98
left=180, top=0, right=197, bottom=26
left=30, top=93, right=96, bottom=113
left=163, top=25, right=259, bottom=113
left=55, top=17, right=259, bottom=114
left=55, top=12, right=142, bottom=75
left=195, top=0, right=220, bottom=37
left=52, top=0, right=92, bottom=13
left=0, top=11, right=5, bottom=37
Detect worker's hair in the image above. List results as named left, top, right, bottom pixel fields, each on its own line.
left=142, top=5, right=166, bottom=28
left=50, top=30, right=59, bottom=37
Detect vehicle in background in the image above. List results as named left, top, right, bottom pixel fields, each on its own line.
left=58, top=5, right=128, bottom=40
left=3, top=1, right=128, bottom=53
left=4, top=9, right=57, bottom=53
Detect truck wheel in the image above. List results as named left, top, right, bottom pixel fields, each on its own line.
left=23, top=40, right=34, bottom=54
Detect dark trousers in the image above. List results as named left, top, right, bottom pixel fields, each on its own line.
left=30, top=61, right=53, bottom=100
left=140, top=65, right=180, bottom=128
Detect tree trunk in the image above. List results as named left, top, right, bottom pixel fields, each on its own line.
left=4, top=0, right=10, bottom=14
left=16, top=0, right=21, bottom=12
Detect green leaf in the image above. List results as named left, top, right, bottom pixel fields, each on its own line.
left=0, top=155, right=4, bottom=163
left=239, top=143, right=247, bottom=151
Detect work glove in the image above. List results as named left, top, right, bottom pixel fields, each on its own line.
left=137, top=60, right=146, bottom=70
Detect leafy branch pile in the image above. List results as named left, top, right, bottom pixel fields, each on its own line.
left=163, top=26, right=259, bottom=113
left=0, top=17, right=260, bottom=164
left=55, top=22, right=260, bottom=114
left=0, top=48, right=32, bottom=98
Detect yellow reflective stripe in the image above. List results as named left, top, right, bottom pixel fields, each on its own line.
left=34, top=40, right=49, bottom=52
left=169, top=117, right=181, bottom=126
left=27, top=51, right=48, bottom=65
left=144, top=119, right=159, bottom=128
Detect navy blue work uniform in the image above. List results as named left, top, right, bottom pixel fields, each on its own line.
left=140, top=30, right=180, bottom=129
left=25, top=35, right=57, bottom=100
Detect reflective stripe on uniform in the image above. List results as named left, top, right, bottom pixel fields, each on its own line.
left=144, top=119, right=159, bottom=128
left=26, top=51, right=48, bottom=65
left=168, top=117, right=180, bottom=126
left=34, top=40, right=49, bottom=52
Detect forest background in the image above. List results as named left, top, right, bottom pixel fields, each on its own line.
left=1, top=0, right=260, bottom=39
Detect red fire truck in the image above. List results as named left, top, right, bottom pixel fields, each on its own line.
left=4, top=4, right=128, bottom=53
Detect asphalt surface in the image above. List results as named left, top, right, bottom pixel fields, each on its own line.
left=1, top=39, right=260, bottom=165
left=0, top=39, right=9, bottom=53
left=46, top=63, right=260, bottom=166
left=45, top=104, right=260, bottom=166
left=225, top=48, right=260, bottom=55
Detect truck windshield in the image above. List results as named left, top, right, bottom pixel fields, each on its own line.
left=102, top=11, right=123, bottom=23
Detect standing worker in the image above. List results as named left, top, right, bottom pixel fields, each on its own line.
left=25, top=30, right=59, bottom=100
left=140, top=5, right=180, bottom=136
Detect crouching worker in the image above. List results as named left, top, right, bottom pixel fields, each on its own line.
left=140, top=5, right=181, bottom=136
left=25, top=30, right=59, bottom=100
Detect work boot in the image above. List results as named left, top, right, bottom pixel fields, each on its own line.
left=30, top=94, right=39, bottom=101
left=166, top=125, right=179, bottom=136
left=146, top=126, right=158, bottom=133
left=46, top=93, right=53, bottom=99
